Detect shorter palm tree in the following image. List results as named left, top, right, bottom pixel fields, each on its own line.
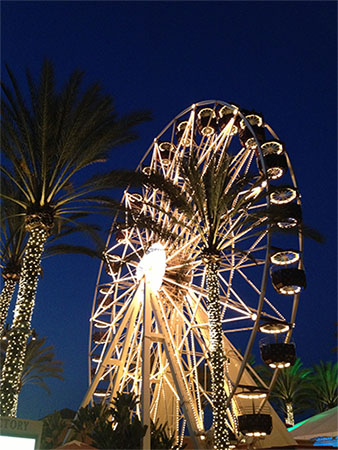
left=40, top=410, right=68, bottom=449
left=70, top=393, right=179, bottom=449
left=71, top=401, right=112, bottom=444
left=71, top=393, right=146, bottom=449
left=255, top=358, right=313, bottom=426
left=310, top=361, right=338, bottom=412
left=150, top=419, right=178, bottom=450
left=95, top=392, right=146, bottom=450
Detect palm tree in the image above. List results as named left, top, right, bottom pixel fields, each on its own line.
left=94, top=392, right=146, bottom=449
left=71, top=392, right=177, bottom=449
left=150, top=419, right=178, bottom=450
left=115, top=141, right=323, bottom=446
left=0, top=334, right=64, bottom=394
left=133, top=152, right=270, bottom=449
left=40, top=410, right=68, bottom=449
left=0, top=59, right=151, bottom=416
left=71, top=394, right=147, bottom=449
left=71, top=401, right=112, bottom=445
left=311, top=361, right=338, bottom=412
left=255, top=358, right=313, bottom=426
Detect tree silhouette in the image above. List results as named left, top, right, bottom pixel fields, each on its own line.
left=0, top=59, right=151, bottom=416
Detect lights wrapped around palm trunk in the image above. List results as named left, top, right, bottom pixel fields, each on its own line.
left=0, top=226, right=49, bottom=417
left=238, top=413, right=272, bottom=437
left=204, top=256, right=231, bottom=450
left=260, top=341, right=297, bottom=368
left=0, top=279, right=17, bottom=330
left=270, top=267, right=306, bottom=295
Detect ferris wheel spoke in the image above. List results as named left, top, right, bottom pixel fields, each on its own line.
left=216, top=269, right=254, bottom=317
left=118, top=310, right=144, bottom=393
left=236, top=268, right=286, bottom=320
left=151, top=294, right=203, bottom=437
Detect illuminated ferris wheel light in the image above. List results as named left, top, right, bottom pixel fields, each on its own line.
left=137, top=242, right=166, bottom=292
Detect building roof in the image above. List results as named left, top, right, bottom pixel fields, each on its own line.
left=288, top=407, right=338, bottom=440
left=55, top=440, right=96, bottom=449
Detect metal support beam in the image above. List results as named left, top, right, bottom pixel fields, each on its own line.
left=150, top=292, right=204, bottom=450
left=81, top=283, right=142, bottom=409
left=142, top=279, right=151, bottom=450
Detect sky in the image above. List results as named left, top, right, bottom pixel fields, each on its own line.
left=1, top=1, right=337, bottom=421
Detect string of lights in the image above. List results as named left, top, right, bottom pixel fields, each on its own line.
left=0, top=279, right=16, bottom=330
left=205, top=256, right=231, bottom=450
left=0, top=227, right=48, bottom=416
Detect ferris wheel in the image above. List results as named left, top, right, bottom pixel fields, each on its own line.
left=81, top=101, right=304, bottom=448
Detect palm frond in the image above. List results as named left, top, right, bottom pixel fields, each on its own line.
left=0, top=335, right=64, bottom=394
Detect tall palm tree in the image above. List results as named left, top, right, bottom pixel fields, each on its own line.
left=311, top=361, right=338, bottom=412
left=118, top=146, right=322, bottom=447
left=255, top=358, right=313, bottom=426
left=0, top=59, right=151, bottom=416
left=132, top=152, right=270, bottom=449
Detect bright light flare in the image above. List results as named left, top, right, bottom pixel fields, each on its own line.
left=137, top=242, right=166, bottom=292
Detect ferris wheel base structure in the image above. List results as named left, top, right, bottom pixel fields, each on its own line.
left=82, top=101, right=304, bottom=448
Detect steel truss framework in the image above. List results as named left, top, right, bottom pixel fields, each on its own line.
left=82, top=101, right=302, bottom=448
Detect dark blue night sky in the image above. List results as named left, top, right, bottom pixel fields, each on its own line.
left=1, top=1, right=337, bottom=420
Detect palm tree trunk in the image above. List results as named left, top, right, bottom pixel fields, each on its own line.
left=205, top=257, right=230, bottom=450
left=0, top=227, right=48, bottom=417
left=285, top=402, right=294, bottom=427
left=0, top=279, right=17, bottom=330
